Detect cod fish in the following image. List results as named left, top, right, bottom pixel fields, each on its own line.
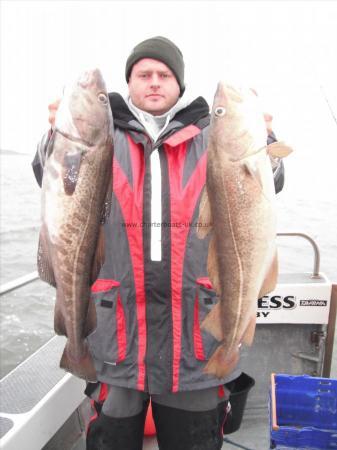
left=38, top=69, right=113, bottom=382
left=197, top=83, right=292, bottom=378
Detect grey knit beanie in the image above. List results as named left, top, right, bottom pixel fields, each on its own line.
left=125, top=36, right=185, bottom=95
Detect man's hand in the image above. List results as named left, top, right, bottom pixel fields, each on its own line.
left=264, top=112, right=274, bottom=135
left=250, top=88, right=274, bottom=135
left=48, top=98, right=61, bottom=128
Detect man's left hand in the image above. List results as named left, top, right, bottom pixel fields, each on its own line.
left=264, top=112, right=273, bottom=135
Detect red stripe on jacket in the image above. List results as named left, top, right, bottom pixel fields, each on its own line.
left=116, top=292, right=127, bottom=362
left=91, top=279, right=120, bottom=292
left=113, top=135, right=147, bottom=390
left=194, top=277, right=214, bottom=360
left=91, top=279, right=127, bottom=361
left=193, top=293, right=206, bottom=360
left=165, top=142, right=207, bottom=392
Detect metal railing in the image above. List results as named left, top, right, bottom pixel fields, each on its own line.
left=276, top=232, right=321, bottom=278
left=0, top=271, right=39, bottom=296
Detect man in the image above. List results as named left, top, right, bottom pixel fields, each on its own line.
left=32, top=36, right=284, bottom=450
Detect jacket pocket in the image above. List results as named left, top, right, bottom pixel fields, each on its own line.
left=193, top=277, right=219, bottom=360
left=88, top=279, right=127, bottom=364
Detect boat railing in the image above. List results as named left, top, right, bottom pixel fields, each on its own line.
left=0, top=271, right=39, bottom=296
left=0, top=232, right=322, bottom=297
left=276, top=232, right=321, bottom=278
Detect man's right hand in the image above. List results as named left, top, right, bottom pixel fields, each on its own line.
left=48, top=99, right=61, bottom=128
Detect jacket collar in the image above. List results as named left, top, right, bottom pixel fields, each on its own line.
left=108, top=93, right=210, bottom=141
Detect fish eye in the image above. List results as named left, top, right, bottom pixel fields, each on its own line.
left=214, top=107, right=226, bottom=117
left=98, top=93, right=108, bottom=104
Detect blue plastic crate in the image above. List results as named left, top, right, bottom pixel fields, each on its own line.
left=270, top=374, right=337, bottom=449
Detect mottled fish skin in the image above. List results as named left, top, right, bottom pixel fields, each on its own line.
left=198, top=82, right=278, bottom=378
left=38, top=69, right=113, bottom=381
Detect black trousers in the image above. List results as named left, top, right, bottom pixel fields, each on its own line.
left=86, top=399, right=228, bottom=450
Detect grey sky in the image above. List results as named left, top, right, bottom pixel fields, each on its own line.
left=0, top=1, right=336, bottom=156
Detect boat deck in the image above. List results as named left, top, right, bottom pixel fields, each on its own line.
left=0, top=335, right=273, bottom=450
left=0, top=273, right=336, bottom=450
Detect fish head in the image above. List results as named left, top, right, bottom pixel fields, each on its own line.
left=209, top=82, right=267, bottom=161
left=55, top=69, right=112, bottom=146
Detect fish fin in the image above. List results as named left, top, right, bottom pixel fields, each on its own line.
left=54, top=291, right=67, bottom=336
left=201, top=302, right=223, bottom=341
left=60, top=341, right=97, bottom=382
left=267, top=141, right=293, bottom=158
left=241, top=315, right=257, bottom=346
left=91, top=225, right=105, bottom=284
left=46, top=129, right=56, bottom=159
left=62, top=150, right=83, bottom=195
left=243, top=160, right=264, bottom=189
left=90, top=178, right=112, bottom=284
left=37, top=228, right=56, bottom=287
left=84, top=297, right=97, bottom=336
left=258, top=250, right=278, bottom=298
left=207, top=236, right=221, bottom=293
left=204, top=345, right=240, bottom=378
left=197, top=188, right=213, bottom=238
left=100, top=178, right=113, bottom=224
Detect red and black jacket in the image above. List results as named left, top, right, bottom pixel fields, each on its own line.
left=32, top=93, right=284, bottom=394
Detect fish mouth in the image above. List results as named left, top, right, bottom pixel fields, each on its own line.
left=77, top=68, right=105, bottom=91
left=55, top=128, right=94, bottom=147
left=216, top=82, right=244, bottom=103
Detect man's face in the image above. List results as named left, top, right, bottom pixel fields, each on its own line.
left=128, top=58, right=180, bottom=116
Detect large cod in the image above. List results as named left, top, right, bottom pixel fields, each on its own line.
left=198, top=83, right=291, bottom=378
left=38, top=69, right=113, bottom=381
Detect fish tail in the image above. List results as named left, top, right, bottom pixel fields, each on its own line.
left=203, top=345, right=240, bottom=379
left=60, top=341, right=97, bottom=382
left=37, top=227, right=56, bottom=287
